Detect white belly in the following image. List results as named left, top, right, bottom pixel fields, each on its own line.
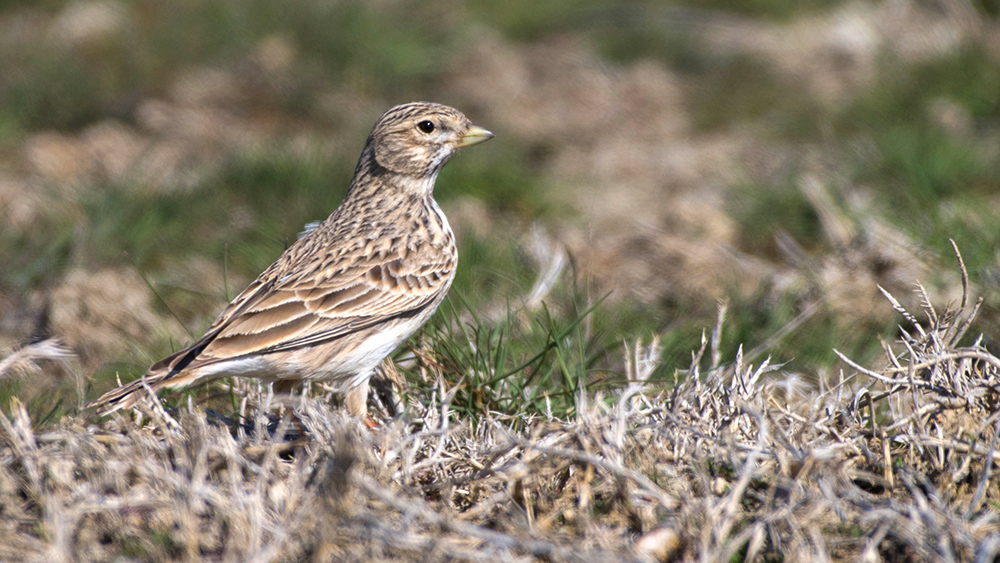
left=304, top=320, right=417, bottom=382
left=195, top=318, right=420, bottom=391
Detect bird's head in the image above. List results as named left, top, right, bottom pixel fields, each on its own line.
left=367, top=102, right=494, bottom=181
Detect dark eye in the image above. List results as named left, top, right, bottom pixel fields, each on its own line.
left=416, top=120, right=435, bottom=133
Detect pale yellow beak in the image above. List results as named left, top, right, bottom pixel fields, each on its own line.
left=457, top=125, right=495, bottom=148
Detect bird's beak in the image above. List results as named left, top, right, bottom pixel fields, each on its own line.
left=457, top=125, right=495, bottom=148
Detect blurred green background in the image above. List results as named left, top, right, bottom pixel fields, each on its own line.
left=1, top=0, right=998, bottom=419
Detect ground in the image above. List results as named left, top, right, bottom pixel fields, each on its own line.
left=1, top=0, right=1000, bottom=560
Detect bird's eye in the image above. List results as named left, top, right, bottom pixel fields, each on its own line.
left=416, top=120, right=435, bottom=134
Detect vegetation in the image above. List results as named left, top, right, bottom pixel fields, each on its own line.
left=1, top=0, right=999, bottom=560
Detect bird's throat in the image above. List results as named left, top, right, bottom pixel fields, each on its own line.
left=393, top=172, right=439, bottom=197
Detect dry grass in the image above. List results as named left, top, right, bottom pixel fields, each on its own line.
left=1, top=251, right=998, bottom=562
left=3, top=2, right=1000, bottom=561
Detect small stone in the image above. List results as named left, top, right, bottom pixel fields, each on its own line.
left=634, top=526, right=682, bottom=562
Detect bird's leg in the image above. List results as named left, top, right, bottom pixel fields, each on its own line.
left=270, top=379, right=307, bottom=440
left=371, top=358, right=405, bottom=417
left=345, top=380, right=378, bottom=429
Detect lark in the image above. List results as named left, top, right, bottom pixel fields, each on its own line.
left=88, top=102, right=493, bottom=418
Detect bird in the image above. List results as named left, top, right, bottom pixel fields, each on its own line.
left=87, top=102, right=494, bottom=418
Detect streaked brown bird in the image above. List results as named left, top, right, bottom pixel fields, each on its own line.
left=88, top=102, right=493, bottom=418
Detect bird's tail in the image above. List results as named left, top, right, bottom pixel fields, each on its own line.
left=86, top=371, right=188, bottom=416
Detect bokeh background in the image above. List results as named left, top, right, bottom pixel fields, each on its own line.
left=1, top=0, right=999, bottom=414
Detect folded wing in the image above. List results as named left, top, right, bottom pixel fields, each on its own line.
left=149, top=253, right=454, bottom=376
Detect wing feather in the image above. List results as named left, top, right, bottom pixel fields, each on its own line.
left=188, top=252, right=453, bottom=363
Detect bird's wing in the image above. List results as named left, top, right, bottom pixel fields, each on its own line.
left=149, top=252, right=454, bottom=375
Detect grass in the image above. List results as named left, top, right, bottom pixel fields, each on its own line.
left=829, top=47, right=1000, bottom=335
left=466, top=0, right=842, bottom=42
left=729, top=177, right=824, bottom=258
left=3, top=271, right=997, bottom=561
left=436, top=142, right=555, bottom=218
left=0, top=0, right=993, bottom=396
left=1, top=0, right=456, bottom=132
left=838, top=46, right=1000, bottom=254
left=418, top=293, right=612, bottom=421
left=2, top=0, right=1000, bottom=559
